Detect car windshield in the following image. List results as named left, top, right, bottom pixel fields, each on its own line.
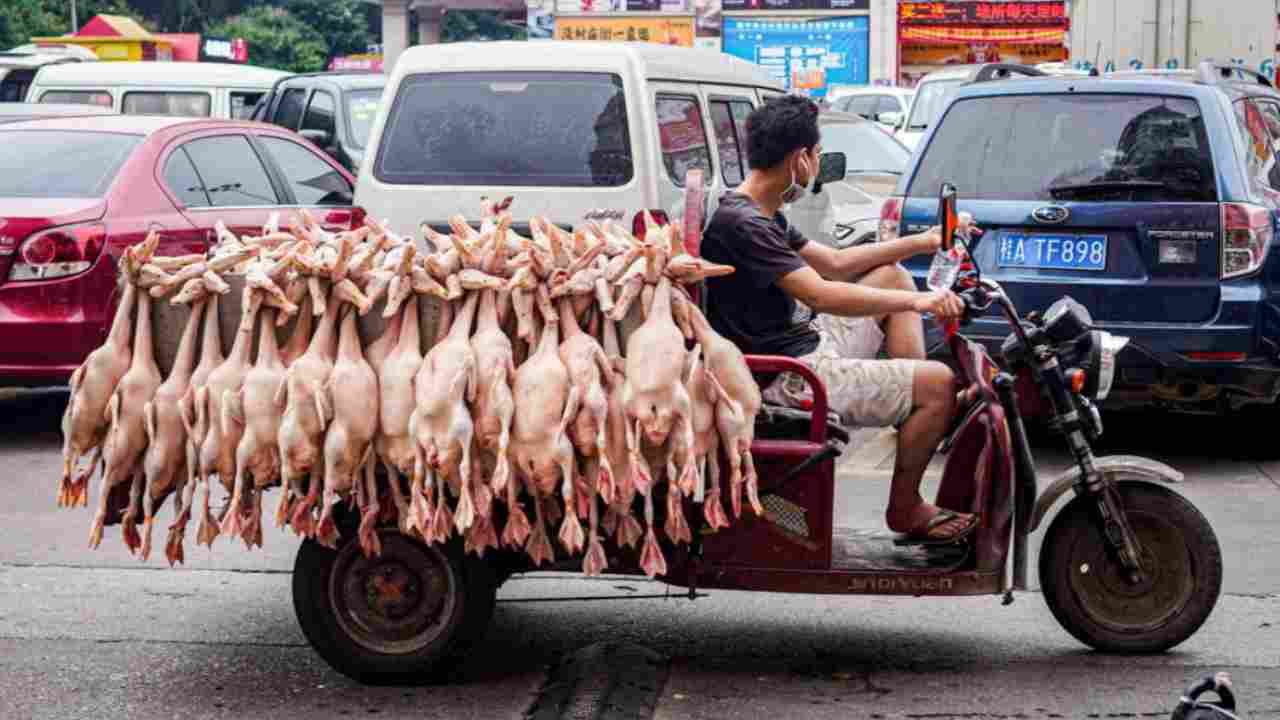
left=819, top=121, right=911, bottom=174
left=346, top=88, right=381, bottom=149
left=0, top=130, right=139, bottom=197
left=374, top=71, right=633, bottom=187
left=908, top=94, right=1217, bottom=202
left=905, top=78, right=963, bottom=131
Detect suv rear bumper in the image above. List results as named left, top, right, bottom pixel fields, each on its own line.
left=951, top=315, right=1280, bottom=412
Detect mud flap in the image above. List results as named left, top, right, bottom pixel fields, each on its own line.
left=1027, top=455, right=1184, bottom=533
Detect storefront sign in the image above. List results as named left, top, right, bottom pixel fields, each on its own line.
left=722, top=0, right=869, bottom=9
left=899, top=41, right=1065, bottom=65
left=899, top=2, right=1066, bottom=26
left=695, top=0, right=721, bottom=38
left=722, top=16, right=869, bottom=97
left=555, top=16, right=695, bottom=45
left=329, top=53, right=383, bottom=71
left=555, top=0, right=689, bottom=10
left=900, top=25, right=1065, bottom=44
left=199, top=36, right=248, bottom=63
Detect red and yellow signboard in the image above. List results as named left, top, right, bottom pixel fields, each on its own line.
left=555, top=17, right=696, bottom=46
left=899, top=2, right=1066, bottom=26
left=901, top=25, right=1066, bottom=45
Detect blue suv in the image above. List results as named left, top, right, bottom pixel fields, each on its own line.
left=883, top=62, right=1280, bottom=414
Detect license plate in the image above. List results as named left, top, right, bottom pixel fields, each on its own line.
left=996, top=233, right=1107, bottom=271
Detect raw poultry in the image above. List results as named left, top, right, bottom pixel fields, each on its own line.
left=58, top=199, right=760, bottom=581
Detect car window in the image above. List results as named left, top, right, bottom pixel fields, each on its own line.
left=909, top=94, right=1216, bottom=203
left=875, top=96, right=900, bottom=116
left=347, top=88, right=381, bottom=149
left=39, top=90, right=113, bottom=107
left=375, top=71, right=633, bottom=187
left=163, top=147, right=211, bottom=208
left=820, top=121, right=910, bottom=174
left=259, top=136, right=352, bottom=206
left=230, top=91, right=265, bottom=120
left=273, top=88, right=307, bottom=130
left=179, top=135, right=279, bottom=207
left=709, top=100, right=746, bottom=187
left=730, top=101, right=752, bottom=165
left=846, top=95, right=877, bottom=118
left=301, top=90, right=336, bottom=139
left=122, top=92, right=211, bottom=117
left=657, top=95, right=713, bottom=188
left=1243, top=99, right=1280, bottom=191
left=0, top=130, right=139, bottom=197
left=906, top=78, right=964, bottom=131
left=1, top=69, right=35, bottom=102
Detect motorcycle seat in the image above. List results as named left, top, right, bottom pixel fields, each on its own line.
left=755, top=402, right=850, bottom=446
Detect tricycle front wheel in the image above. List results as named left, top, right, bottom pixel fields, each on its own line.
left=292, top=529, right=496, bottom=685
left=1040, top=481, right=1221, bottom=653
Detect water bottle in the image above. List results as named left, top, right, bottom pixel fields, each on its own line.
left=926, top=212, right=973, bottom=291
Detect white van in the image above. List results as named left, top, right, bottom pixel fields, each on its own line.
left=0, top=44, right=96, bottom=101
left=28, top=61, right=288, bottom=119
left=355, top=41, right=789, bottom=240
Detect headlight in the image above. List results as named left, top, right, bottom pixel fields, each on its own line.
left=1073, top=330, right=1129, bottom=400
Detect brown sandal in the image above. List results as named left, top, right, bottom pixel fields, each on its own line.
left=892, top=509, right=979, bottom=547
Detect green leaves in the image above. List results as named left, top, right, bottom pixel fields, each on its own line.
left=206, top=5, right=327, bottom=73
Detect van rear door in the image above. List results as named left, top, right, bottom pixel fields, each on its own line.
left=360, top=70, right=638, bottom=236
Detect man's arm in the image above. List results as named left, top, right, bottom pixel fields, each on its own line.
left=798, top=229, right=940, bottom=281
left=777, top=265, right=963, bottom=319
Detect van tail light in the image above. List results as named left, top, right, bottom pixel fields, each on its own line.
left=10, top=222, right=106, bottom=281
left=632, top=209, right=670, bottom=242
left=1221, top=202, right=1273, bottom=279
left=323, top=205, right=366, bottom=232
left=879, top=196, right=903, bottom=242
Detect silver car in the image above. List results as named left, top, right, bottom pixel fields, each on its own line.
left=788, top=111, right=912, bottom=249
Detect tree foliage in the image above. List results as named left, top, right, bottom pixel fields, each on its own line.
left=285, top=0, right=370, bottom=64
left=442, top=10, right=527, bottom=43
left=0, top=0, right=147, bottom=50
left=206, top=4, right=326, bottom=72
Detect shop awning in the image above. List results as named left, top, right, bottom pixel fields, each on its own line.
left=900, top=25, right=1065, bottom=45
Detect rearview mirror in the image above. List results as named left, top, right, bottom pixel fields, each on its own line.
left=299, top=128, right=333, bottom=149
left=938, top=182, right=958, bottom=252
left=876, top=110, right=902, bottom=128
left=816, top=151, right=847, bottom=186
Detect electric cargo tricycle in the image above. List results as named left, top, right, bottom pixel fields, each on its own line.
left=290, top=183, right=1223, bottom=684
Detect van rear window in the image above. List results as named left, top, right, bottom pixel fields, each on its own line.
left=374, top=72, right=632, bottom=187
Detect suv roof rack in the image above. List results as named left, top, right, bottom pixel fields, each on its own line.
left=1197, top=60, right=1272, bottom=88
left=971, top=63, right=1048, bottom=83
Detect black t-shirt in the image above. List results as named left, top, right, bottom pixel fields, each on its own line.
left=702, top=192, right=821, bottom=357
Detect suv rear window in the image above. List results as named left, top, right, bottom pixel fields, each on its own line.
left=374, top=71, right=633, bottom=187
left=909, top=94, right=1217, bottom=202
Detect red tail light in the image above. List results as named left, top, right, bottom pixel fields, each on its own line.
left=1221, top=202, right=1273, bottom=279
left=632, top=209, right=670, bottom=242
left=10, top=222, right=106, bottom=281
left=879, top=196, right=903, bottom=242
left=323, top=205, right=366, bottom=232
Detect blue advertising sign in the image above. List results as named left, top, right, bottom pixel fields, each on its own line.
left=722, top=16, right=869, bottom=98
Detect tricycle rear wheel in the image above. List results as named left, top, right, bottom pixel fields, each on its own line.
left=1040, top=481, right=1221, bottom=653
left=292, top=527, right=496, bottom=684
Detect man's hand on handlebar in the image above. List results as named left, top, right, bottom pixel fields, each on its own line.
left=913, top=289, right=965, bottom=319
left=908, top=214, right=982, bottom=258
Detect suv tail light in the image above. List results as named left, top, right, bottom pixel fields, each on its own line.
left=879, top=196, right=903, bottom=242
left=1221, top=202, right=1273, bottom=279
left=632, top=209, right=669, bottom=241
left=10, top=222, right=106, bottom=281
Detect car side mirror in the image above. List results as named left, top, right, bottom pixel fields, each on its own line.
left=299, top=128, right=333, bottom=149
left=812, top=151, right=847, bottom=194
left=876, top=110, right=902, bottom=128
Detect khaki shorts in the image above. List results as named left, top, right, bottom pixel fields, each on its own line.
left=762, top=314, right=920, bottom=428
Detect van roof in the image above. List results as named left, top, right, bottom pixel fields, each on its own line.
left=33, top=61, right=290, bottom=87
left=391, top=41, right=783, bottom=91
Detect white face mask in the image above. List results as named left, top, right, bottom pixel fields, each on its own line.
left=781, top=155, right=813, bottom=204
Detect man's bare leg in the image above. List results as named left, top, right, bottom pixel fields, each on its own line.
left=883, top=361, right=971, bottom=536
left=854, top=264, right=926, bottom=360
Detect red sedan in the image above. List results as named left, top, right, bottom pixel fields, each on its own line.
left=0, top=115, right=359, bottom=386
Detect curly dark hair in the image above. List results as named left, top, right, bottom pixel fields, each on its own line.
left=745, top=95, right=820, bottom=171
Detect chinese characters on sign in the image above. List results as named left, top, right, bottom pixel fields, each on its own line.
left=722, top=0, right=869, bottom=9
left=898, top=1, right=1066, bottom=26
left=722, top=17, right=869, bottom=98
left=555, top=17, right=696, bottom=46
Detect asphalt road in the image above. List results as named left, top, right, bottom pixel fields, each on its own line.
left=2, top=388, right=1279, bottom=719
